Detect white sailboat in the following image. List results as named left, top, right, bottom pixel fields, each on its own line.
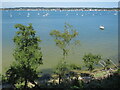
left=46, top=13, right=49, bottom=16
left=43, top=13, right=49, bottom=17
left=76, top=13, right=78, bottom=15
left=27, top=12, right=30, bottom=17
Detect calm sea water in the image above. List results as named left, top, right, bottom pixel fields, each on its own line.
left=2, top=10, right=118, bottom=72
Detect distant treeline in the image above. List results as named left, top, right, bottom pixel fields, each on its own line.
left=1, top=7, right=120, bottom=11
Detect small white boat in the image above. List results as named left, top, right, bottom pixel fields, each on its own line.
left=43, top=13, right=49, bottom=17
left=27, top=13, right=30, bottom=17
left=100, top=25, right=104, bottom=30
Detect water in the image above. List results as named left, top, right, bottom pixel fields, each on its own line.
left=2, top=10, right=118, bottom=73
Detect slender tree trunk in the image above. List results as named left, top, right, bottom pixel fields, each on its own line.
left=63, top=49, right=68, bottom=61
left=24, top=78, right=27, bottom=89
left=59, top=74, right=61, bottom=84
left=63, top=49, right=66, bottom=60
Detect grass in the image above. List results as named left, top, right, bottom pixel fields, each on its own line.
left=93, top=71, right=107, bottom=78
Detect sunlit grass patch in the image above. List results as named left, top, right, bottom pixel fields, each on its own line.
left=93, top=71, right=107, bottom=78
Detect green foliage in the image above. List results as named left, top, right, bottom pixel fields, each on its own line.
left=83, top=53, right=101, bottom=72
left=54, top=60, right=70, bottom=84
left=6, top=23, right=43, bottom=88
left=6, top=64, right=38, bottom=87
left=13, top=23, right=42, bottom=68
left=69, top=64, right=81, bottom=70
left=55, top=60, right=69, bottom=75
left=50, top=23, right=79, bottom=59
left=50, top=23, right=80, bottom=85
left=1, top=74, right=7, bottom=84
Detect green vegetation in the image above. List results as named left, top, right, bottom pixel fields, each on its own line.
left=69, top=64, right=81, bottom=70
left=54, top=60, right=69, bottom=84
left=4, top=24, right=43, bottom=88
left=1, top=23, right=119, bottom=89
left=50, top=23, right=79, bottom=60
left=50, top=23, right=79, bottom=85
left=83, top=53, right=101, bottom=72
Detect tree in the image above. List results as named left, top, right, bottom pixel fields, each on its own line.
left=50, top=23, right=79, bottom=60
left=54, top=60, right=69, bottom=84
left=83, top=53, right=101, bottom=72
left=6, top=24, right=43, bottom=88
left=50, top=23, right=79, bottom=84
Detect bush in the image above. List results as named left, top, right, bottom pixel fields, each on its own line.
left=69, top=64, right=81, bottom=70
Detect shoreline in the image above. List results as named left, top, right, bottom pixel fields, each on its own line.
left=1, top=7, right=119, bottom=11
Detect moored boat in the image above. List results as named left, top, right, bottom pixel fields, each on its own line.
left=100, top=25, right=104, bottom=30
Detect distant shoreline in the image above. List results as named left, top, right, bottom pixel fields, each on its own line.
left=0, top=7, right=119, bottom=11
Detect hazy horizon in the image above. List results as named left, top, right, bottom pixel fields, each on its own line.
left=1, top=2, right=118, bottom=8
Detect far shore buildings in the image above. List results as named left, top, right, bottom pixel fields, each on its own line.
left=1, top=7, right=119, bottom=11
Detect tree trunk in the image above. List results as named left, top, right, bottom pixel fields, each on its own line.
left=24, top=78, right=27, bottom=89
left=63, top=49, right=66, bottom=60
left=59, top=74, right=61, bottom=84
